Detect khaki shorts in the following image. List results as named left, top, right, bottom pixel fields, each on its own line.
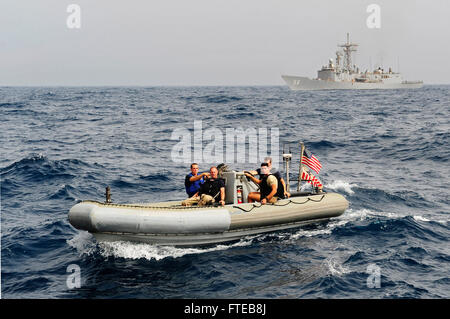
left=182, top=194, right=215, bottom=207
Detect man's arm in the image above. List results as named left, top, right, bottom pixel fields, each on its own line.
left=189, top=172, right=209, bottom=182
left=280, top=178, right=291, bottom=197
left=261, top=184, right=277, bottom=204
left=219, top=187, right=225, bottom=206
left=244, top=172, right=261, bottom=184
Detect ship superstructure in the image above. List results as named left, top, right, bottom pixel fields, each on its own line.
left=282, top=33, right=423, bottom=90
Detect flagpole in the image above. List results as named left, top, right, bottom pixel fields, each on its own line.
left=297, top=142, right=305, bottom=192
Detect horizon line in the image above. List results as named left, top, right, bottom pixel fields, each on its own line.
left=1, top=83, right=449, bottom=88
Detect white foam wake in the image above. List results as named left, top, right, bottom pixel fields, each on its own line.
left=343, top=208, right=398, bottom=220
left=285, top=208, right=397, bottom=241
left=66, top=231, right=98, bottom=256
left=344, top=209, right=449, bottom=225
left=67, top=231, right=255, bottom=261
left=96, top=238, right=255, bottom=261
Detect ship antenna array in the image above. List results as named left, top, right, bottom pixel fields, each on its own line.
left=338, top=33, right=358, bottom=73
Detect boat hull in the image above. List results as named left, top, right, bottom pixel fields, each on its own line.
left=92, top=217, right=332, bottom=246
left=68, top=193, right=348, bottom=246
left=282, top=75, right=423, bottom=90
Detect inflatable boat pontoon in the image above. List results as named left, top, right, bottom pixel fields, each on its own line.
left=69, top=170, right=348, bottom=246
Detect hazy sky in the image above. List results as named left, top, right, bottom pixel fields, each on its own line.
left=1, top=0, right=449, bottom=85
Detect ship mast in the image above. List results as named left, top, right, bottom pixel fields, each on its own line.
left=338, top=33, right=358, bottom=73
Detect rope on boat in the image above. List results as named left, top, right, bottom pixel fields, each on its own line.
left=82, top=200, right=216, bottom=210
left=84, top=194, right=326, bottom=212
left=232, top=194, right=326, bottom=213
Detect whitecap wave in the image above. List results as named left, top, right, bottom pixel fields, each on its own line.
left=413, top=215, right=449, bottom=224
left=343, top=208, right=398, bottom=220
left=324, top=257, right=351, bottom=276
left=325, top=180, right=357, bottom=195
left=27, top=152, right=46, bottom=161
left=413, top=215, right=431, bottom=222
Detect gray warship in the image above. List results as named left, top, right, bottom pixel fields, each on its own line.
left=282, top=33, right=423, bottom=90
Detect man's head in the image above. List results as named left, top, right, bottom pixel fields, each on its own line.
left=264, top=157, right=272, bottom=169
left=210, top=166, right=218, bottom=179
left=190, top=163, right=199, bottom=175
left=260, top=162, right=270, bottom=175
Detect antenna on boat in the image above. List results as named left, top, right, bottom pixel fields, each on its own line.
left=282, top=145, right=292, bottom=193
left=105, top=186, right=112, bottom=204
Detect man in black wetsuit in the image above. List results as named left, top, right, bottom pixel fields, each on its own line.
left=182, top=166, right=226, bottom=206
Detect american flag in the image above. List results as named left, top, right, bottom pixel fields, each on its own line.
left=301, top=148, right=322, bottom=174
left=301, top=170, right=323, bottom=188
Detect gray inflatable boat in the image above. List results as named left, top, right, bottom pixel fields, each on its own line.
left=68, top=171, right=348, bottom=246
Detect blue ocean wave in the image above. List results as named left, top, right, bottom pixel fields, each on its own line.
left=49, top=184, right=79, bottom=201
left=351, top=187, right=434, bottom=210
left=0, top=155, right=99, bottom=185
left=200, top=94, right=244, bottom=104
left=138, top=173, right=171, bottom=182
left=223, top=112, right=256, bottom=119
left=0, top=101, right=27, bottom=108
left=305, top=140, right=345, bottom=150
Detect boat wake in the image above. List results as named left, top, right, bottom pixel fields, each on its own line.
left=67, top=231, right=256, bottom=261
left=96, top=239, right=255, bottom=261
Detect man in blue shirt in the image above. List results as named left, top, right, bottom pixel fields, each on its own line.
left=185, top=163, right=209, bottom=198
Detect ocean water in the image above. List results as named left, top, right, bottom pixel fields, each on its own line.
left=1, top=86, right=449, bottom=299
